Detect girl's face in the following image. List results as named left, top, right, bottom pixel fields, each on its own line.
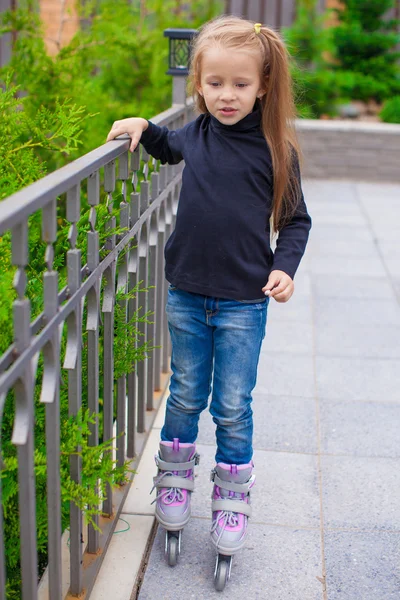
left=197, top=46, right=266, bottom=125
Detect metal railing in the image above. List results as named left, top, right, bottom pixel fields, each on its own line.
left=0, top=96, right=194, bottom=599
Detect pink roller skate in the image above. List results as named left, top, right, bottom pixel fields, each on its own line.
left=151, top=438, right=200, bottom=566
left=210, top=462, right=255, bottom=590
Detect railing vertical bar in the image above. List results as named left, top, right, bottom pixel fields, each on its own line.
left=0, top=423, right=5, bottom=597
left=102, top=264, right=115, bottom=516
left=126, top=184, right=140, bottom=458
left=43, top=271, right=62, bottom=599
left=147, top=170, right=159, bottom=408
left=103, top=161, right=117, bottom=517
left=162, top=192, right=173, bottom=373
left=0, top=467, right=5, bottom=600
left=126, top=267, right=138, bottom=458
left=17, top=428, right=38, bottom=600
left=154, top=228, right=165, bottom=390
left=64, top=184, right=83, bottom=596
left=66, top=250, right=83, bottom=596
left=11, top=218, right=38, bottom=600
left=137, top=242, right=148, bottom=433
left=116, top=193, right=129, bottom=469
left=137, top=176, right=150, bottom=432
left=147, top=240, right=157, bottom=408
left=154, top=166, right=167, bottom=389
left=87, top=292, right=100, bottom=552
left=42, top=199, right=62, bottom=598
left=87, top=170, right=101, bottom=553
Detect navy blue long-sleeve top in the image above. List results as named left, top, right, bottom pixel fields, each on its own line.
left=140, top=106, right=311, bottom=301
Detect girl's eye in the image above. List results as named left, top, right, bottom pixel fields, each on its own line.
left=209, top=83, right=248, bottom=88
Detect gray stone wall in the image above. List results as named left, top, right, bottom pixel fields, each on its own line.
left=296, top=119, right=400, bottom=182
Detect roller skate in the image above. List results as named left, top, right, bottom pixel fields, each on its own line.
left=210, top=462, right=255, bottom=591
left=151, top=438, right=200, bottom=566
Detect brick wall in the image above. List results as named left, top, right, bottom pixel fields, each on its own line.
left=296, top=119, right=400, bottom=182
left=40, top=0, right=79, bottom=56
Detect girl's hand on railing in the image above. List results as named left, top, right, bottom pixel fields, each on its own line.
left=106, top=117, right=149, bottom=152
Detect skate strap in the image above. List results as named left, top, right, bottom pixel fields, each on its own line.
left=153, top=474, right=195, bottom=492
left=155, top=454, right=199, bottom=472
left=211, top=498, right=252, bottom=517
left=211, top=473, right=255, bottom=494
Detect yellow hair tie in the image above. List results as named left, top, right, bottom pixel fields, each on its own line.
left=254, top=23, right=262, bottom=35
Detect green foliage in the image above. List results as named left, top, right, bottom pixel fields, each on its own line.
left=331, top=0, right=400, bottom=101
left=0, top=0, right=224, bottom=167
left=283, top=0, right=334, bottom=70
left=284, top=0, right=343, bottom=118
left=285, top=0, right=400, bottom=116
left=0, top=74, right=88, bottom=199
left=1, top=408, right=132, bottom=572
left=380, top=96, right=400, bottom=123
left=291, top=64, right=344, bottom=118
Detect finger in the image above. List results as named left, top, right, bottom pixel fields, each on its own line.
left=262, top=276, right=280, bottom=294
left=268, top=281, right=288, bottom=297
left=274, top=284, right=294, bottom=302
left=106, top=128, right=120, bottom=142
left=273, top=289, right=291, bottom=302
left=130, top=135, right=140, bottom=152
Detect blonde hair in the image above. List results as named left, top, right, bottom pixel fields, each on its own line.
left=187, top=15, right=302, bottom=232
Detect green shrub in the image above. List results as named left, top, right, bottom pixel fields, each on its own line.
left=331, top=0, right=400, bottom=102
left=380, top=96, right=400, bottom=123
left=283, top=0, right=334, bottom=70
left=284, top=0, right=342, bottom=117
left=292, top=66, right=343, bottom=118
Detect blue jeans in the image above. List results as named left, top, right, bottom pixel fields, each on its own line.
left=161, top=287, right=268, bottom=464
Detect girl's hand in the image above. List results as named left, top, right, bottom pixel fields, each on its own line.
left=262, top=270, right=294, bottom=303
left=106, top=117, right=149, bottom=152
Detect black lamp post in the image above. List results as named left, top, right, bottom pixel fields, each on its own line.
left=164, top=28, right=197, bottom=104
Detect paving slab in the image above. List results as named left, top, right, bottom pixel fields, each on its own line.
left=321, top=455, right=400, bottom=531
left=307, top=254, right=385, bottom=277
left=323, top=531, right=400, bottom=600
left=311, top=274, right=396, bottom=301
left=261, top=319, right=314, bottom=354
left=197, top=394, right=318, bottom=454
left=319, top=399, right=400, bottom=458
left=313, top=296, right=400, bottom=328
left=188, top=444, right=321, bottom=529
left=315, top=323, right=400, bottom=359
left=316, top=356, right=400, bottom=402
left=138, top=519, right=324, bottom=600
left=255, top=353, right=315, bottom=398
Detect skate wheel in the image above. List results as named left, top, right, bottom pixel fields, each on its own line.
left=214, top=557, right=230, bottom=592
left=166, top=535, right=179, bottom=567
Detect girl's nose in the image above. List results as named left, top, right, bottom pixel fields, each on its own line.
left=220, top=87, right=236, bottom=100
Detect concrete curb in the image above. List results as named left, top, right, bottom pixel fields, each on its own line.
left=89, top=392, right=168, bottom=600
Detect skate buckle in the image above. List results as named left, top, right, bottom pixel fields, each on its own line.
left=210, top=468, right=216, bottom=483
left=195, top=453, right=200, bottom=466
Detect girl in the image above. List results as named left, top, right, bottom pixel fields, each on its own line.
left=107, top=15, right=311, bottom=588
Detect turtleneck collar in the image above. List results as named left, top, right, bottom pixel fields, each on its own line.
left=209, top=105, right=262, bottom=133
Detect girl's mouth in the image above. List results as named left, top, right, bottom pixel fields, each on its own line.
left=220, top=108, right=237, bottom=116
